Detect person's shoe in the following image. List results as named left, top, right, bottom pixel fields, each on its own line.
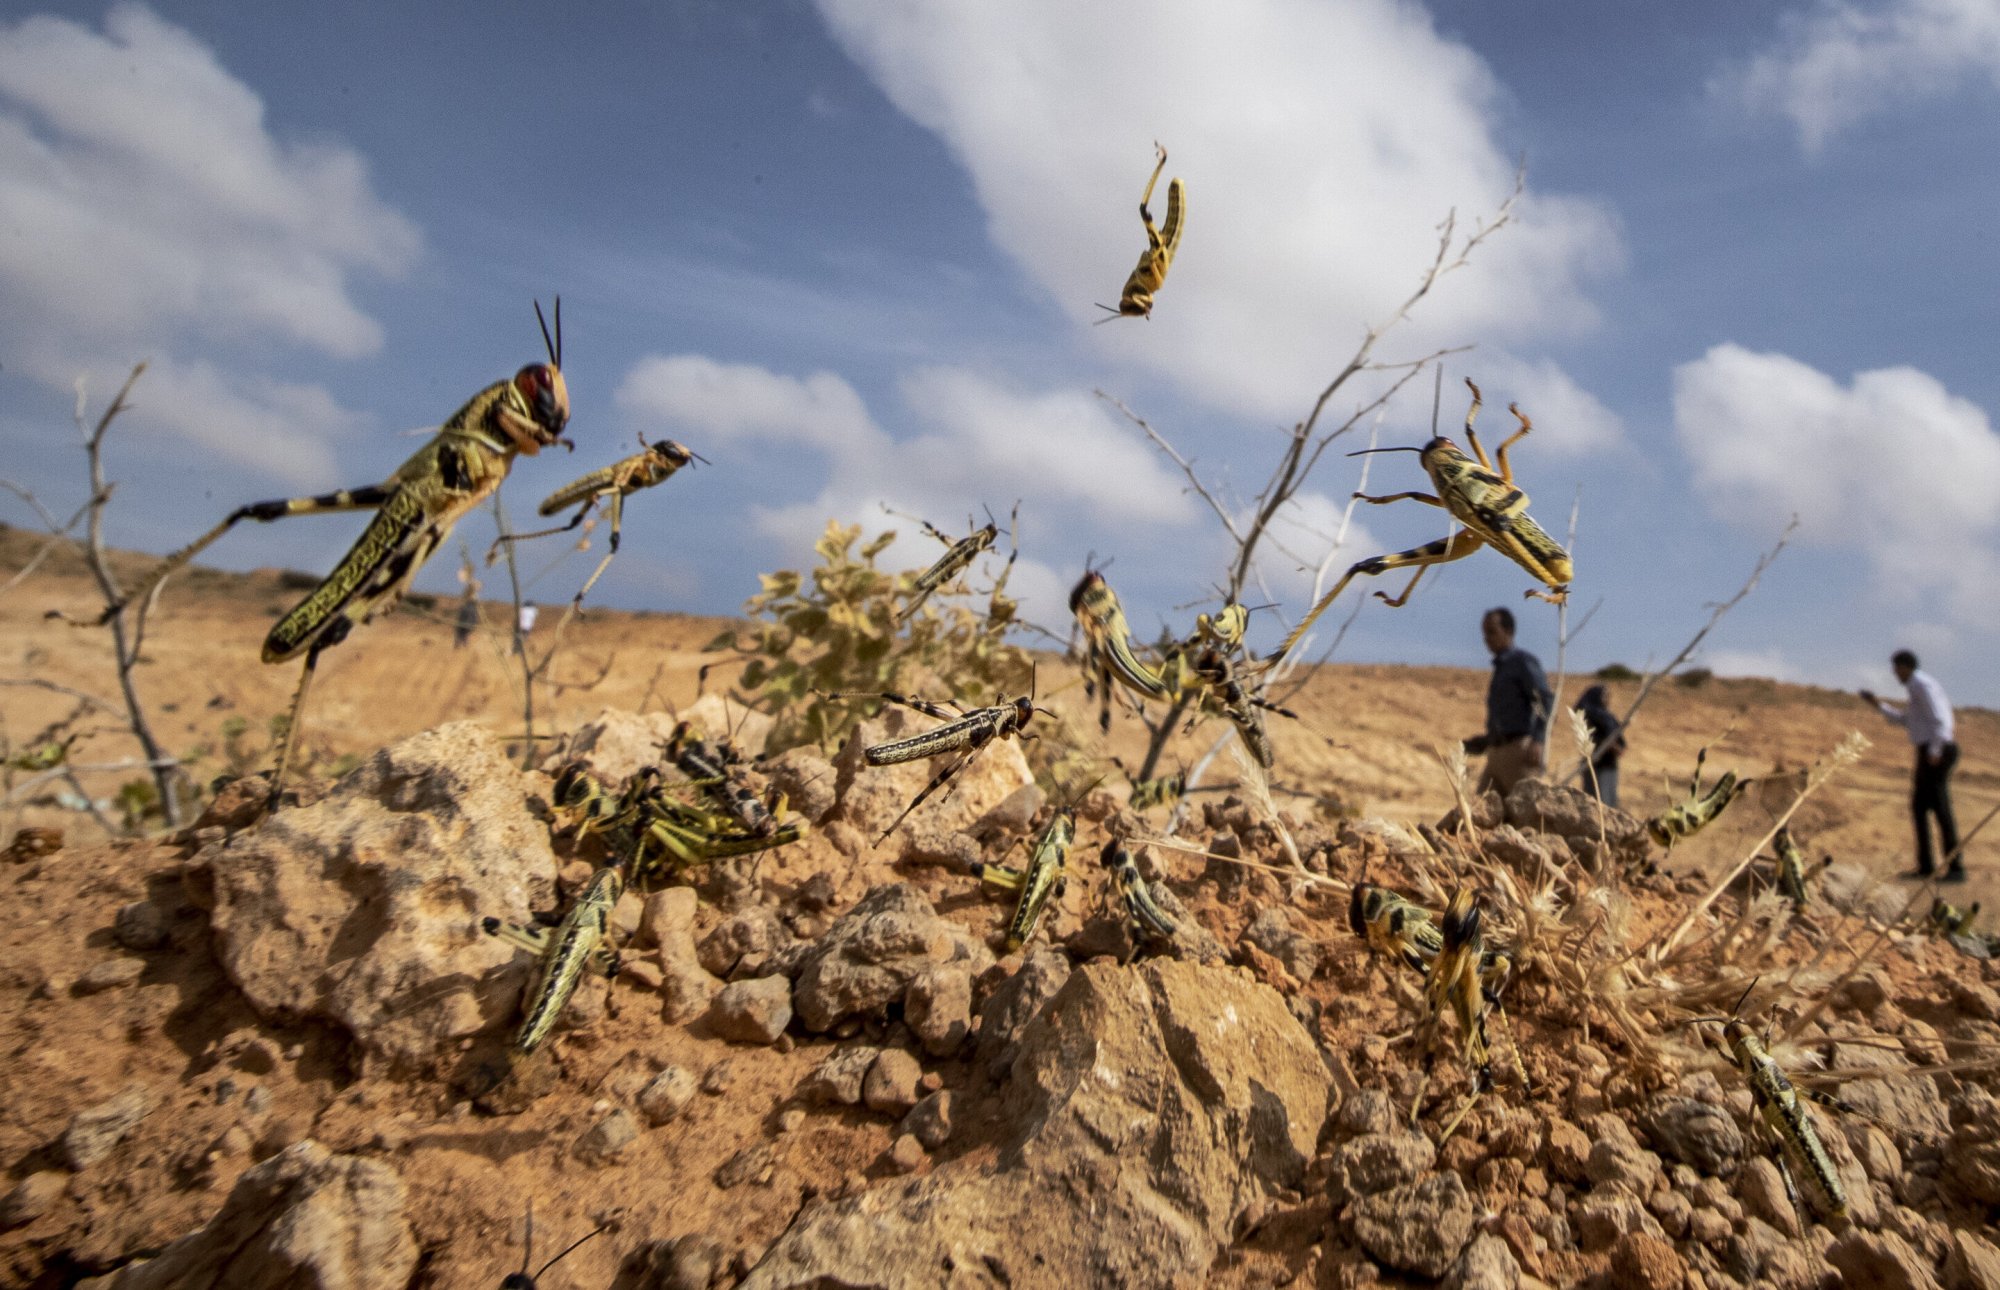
left=1900, top=868, right=1936, bottom=881
left=1942, top=868, right=1969, bottom=884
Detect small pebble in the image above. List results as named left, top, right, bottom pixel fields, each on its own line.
left=702, top=1059, right=737, bottom=1095
left=575, top=1108, right=639, bottom=1163
left=888, top=1134, right=926, bottom=1173
left=0, top=1172, right=65, bottom=1227
left=73, top=958, right=145, bottom=995
left=637, top=1067, right=699, bottom=1126
left=778, top=1108, right=807, bottom=1133
left=113, top=902, right=171, bottom=952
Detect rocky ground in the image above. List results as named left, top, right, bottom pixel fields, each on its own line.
left=6, top=528, right=2000, bottom=1288
left=2, top=697, right=1999, bottom=1289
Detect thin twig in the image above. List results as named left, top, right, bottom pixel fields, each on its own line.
left=488, top=493, right=538, bottom=769
left=75, top=365, right=184, bottom=827
left=0, top=480, right=94, bottom=596
left=1564, top=518, right=1797, bottom=787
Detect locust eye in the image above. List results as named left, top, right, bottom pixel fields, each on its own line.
left=1347, top=885, right=1370, bottom=938
left=515, top=365, right=571, bottom=438
left=1067, top=570, right=1104, bottom=613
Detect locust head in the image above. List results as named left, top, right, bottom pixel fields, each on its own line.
left=1068, top=569, right=1109, bottom=617
left=649, top=439, right=702, bottom=471
left=509, top=364, right=570, bottom=453
left=1348, top=883, right=1387, bottom=939
left=501, top=297, right=571, bottom=455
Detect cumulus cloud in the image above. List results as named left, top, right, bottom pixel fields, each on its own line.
left=813, top=0, right=1623, bottom=428
left=1723, top=0, right=2000, bottom=152
left=0, top=5, right=416, bottom=472
left=1672, top=343, right=2000, bottom=630
left=615, top=352, right=1198, bottom=596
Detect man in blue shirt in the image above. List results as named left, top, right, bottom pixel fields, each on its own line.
left=1862, top=649, right=1962, bottom=882
left=1462, top=608, right=1553, bottom=798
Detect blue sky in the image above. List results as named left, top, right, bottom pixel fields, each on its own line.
left=4, top=1, right=2000, bottom=704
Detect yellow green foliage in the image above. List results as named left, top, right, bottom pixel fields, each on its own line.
left=708, top=519, right=1034, bottom=753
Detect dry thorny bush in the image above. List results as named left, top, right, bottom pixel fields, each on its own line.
left=704, top=518, right=1055, bottom=762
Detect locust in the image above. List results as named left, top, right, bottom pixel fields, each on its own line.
left=1649, top=743, right=1750, bottom=853
left=1100, top=839, right=1177, bottom=953
left=493, top=434, right=703, bottom=639
left=1273, top=379, right=1572, bottom=663
left=897, top=508, right=1014, bottom=624
left=1186, top=645, right=1275, bottom=769
left=622, top=788, right=803, bottom=888
left=1930, top=898, right=1981, bottom=939
left=828, top=683, right=1045, bottom=845
left=1772, top=826, right=1830, bottom=910
left=548, top=759, right=628, bottom=842
left=1349, top=881, right=1446, bottom=974
left=1097, top=143, right=1185, bottom=322
left=107, top=301, right=573, bottom=807
left=500, top=1201, right=608, bottom=1289
left=978, top=808, right=1075, bottom=952
left=1408, top=887, right=1525, bottom=1139
left=1124, top=768, right=1186, bottom=813
left=1070, top=569, right=1168, bottom=732
left=483, top=862, right=623, bottom=1058
left=666, top=721, right=780, bottom=839
left=546, top=761, right=800, bottom=889
left=1693, top=984, right=1850, bottom=1225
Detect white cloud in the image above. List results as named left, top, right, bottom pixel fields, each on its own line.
left=616, top=354, right=1197, bottom=550
left=615, top=354, right=883, bottom=454
left=111, top=358, right=354, bottom=486
left=1475, top=353, right=1626, bottom=457
left=813, top=0, right=1623, bottom=431
left=1672, top=343, right=2000, bottom=630
left=1724, top=0, right=2000, bottom=152
left=0, top=5, right=416, bottom=474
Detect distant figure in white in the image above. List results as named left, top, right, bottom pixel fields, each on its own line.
left=515, top=602, right=538, bottom=655
left=1862, top=649, right=1961, bottom=883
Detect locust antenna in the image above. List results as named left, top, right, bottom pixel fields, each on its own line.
left=535, top=300, right=558, bottom=368
left=1346, top=446, right=1424, bottom=458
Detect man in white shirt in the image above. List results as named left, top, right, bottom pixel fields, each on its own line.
left=1862, top=649, right=1962, bottom=882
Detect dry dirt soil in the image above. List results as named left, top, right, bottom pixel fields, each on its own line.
left=2, top=524, right=1997, bottom=1288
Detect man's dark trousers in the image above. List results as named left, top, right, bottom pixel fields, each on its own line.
left=1914, top=742, right=1961, bottom=875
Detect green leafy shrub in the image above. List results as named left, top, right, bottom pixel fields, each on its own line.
left=1595, top=662, right=1639, bottom=681
left=708, top=519, right=1037, bottom=753
left=1675, top=666, right=1714, bottom=689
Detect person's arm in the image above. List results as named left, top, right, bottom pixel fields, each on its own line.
left=1860, top=689, right=1908, bottom=730
left=1522, top=654, right=1554, bottom=744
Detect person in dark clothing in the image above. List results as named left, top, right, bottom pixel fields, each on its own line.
left=452, top=584, right=482, bottom=649
left=1462, top=608, right=1553, bottom=797
left=1573, top=683, right=1626, bottom=807
left=1862, top=649, right=1962, bottom=881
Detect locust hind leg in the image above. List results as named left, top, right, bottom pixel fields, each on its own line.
left=268, top=621, right=349, bottom=811
left=1369, top=530, right=1486, bottom=608
left=874, top=738, right=988, bottom=846
left=106, top=485, right=391, bottom=625
left=536, top=492, right=624, bottom=672
left=1138, top=142, right=1168, bottom=219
